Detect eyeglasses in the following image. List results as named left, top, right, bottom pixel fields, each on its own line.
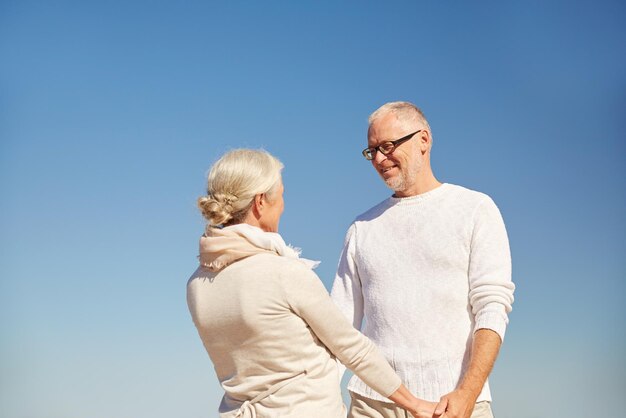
left=361, top=129, right=423, bottom=160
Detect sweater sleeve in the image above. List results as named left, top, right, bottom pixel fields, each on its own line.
left=283, top=265, right=402, bottom=398
left=468, top=196, right=515, bottom=341
left=330, top=224, right=364, bottom=329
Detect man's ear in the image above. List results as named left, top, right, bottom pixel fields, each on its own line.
left=419, top=130, right=431, bottom=153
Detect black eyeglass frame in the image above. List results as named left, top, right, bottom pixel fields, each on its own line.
left=361, top=129, right=423, bottom=160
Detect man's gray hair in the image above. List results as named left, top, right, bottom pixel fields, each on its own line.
left=368, top=101, right=431, bottom=132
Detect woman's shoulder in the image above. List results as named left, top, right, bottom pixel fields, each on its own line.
left=218, top=252, right=313, bottom=279
left=249, top=253, right=319, bottom=277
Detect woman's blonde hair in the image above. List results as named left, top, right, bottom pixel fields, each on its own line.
left=198, top=149, right=284, bottom=227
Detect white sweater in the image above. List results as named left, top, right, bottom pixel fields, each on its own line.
left=330, top=183, right=515, bottom=403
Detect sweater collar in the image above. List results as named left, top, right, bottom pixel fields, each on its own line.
left=388, top=183, right=450, bottom=206
left=199, top=223, right=320, bottom=272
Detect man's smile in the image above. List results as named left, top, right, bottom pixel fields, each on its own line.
left=379, top=165, right=398, bottom=177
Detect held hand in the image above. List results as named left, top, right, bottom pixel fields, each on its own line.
left=388, top=385, right=439, bottom=418
left=408, top=399, right=438, bottom=418
left=434, top=388, right=478, bottom=418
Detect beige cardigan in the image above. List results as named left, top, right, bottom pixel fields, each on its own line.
left=187, top=253, right=401, bottom=417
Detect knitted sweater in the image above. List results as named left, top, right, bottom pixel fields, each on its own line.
left=330, top=183, right=515, bottom=403
left=187, top=228, right=402, bottom=417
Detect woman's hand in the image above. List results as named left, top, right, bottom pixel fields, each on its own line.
left=389, top=384, right=438, bottom=418
left=407, top=398, right=438, bottom=418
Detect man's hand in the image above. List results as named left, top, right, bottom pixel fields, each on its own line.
left=434, top=388, right=478, bottom=418
left=433, top=329, right=502, bottom=418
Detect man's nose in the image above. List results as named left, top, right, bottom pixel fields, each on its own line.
left=373, top=149, right=387, bottom=164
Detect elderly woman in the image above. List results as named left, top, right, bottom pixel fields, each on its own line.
left=187, top=149, right=435, bottom=418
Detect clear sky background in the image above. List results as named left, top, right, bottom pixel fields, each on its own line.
left=1, top=1, right=624, bottom=417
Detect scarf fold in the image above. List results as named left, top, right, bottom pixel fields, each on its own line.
left=199, top=223, right=320, bottom=272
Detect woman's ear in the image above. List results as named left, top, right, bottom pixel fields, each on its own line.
left=250, top=193, right=263, bottom=217
left=254, top=193, right=265, bottom=214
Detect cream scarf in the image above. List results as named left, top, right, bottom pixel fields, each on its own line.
left=199, top=223, right=320, bottom=272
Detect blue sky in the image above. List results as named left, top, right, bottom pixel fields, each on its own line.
left=1, top=1, right=624, bottom=417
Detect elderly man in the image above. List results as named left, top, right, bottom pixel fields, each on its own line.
left=331, top=102, right=515, bottom=418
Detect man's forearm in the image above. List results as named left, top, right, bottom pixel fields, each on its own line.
left=434, top=329, right=503, bottom=417
left=459, top=328, right=502, bottom=396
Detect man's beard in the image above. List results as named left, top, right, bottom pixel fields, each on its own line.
left=382, top=168, right=417, bottom=193
left=384, top=174, right=405, bottom=191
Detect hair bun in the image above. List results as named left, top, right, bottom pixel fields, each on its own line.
left=197, top=193, right=238, bottom=226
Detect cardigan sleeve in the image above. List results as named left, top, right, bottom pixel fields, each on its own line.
left=282, top=265, right=401, bottom=398
left=330, top=223, right=365, bottom=330
left=468, top=196, right=515, bottom=341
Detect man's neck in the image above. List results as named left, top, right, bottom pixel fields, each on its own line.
left=393, top=173, right=441, bottom=198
